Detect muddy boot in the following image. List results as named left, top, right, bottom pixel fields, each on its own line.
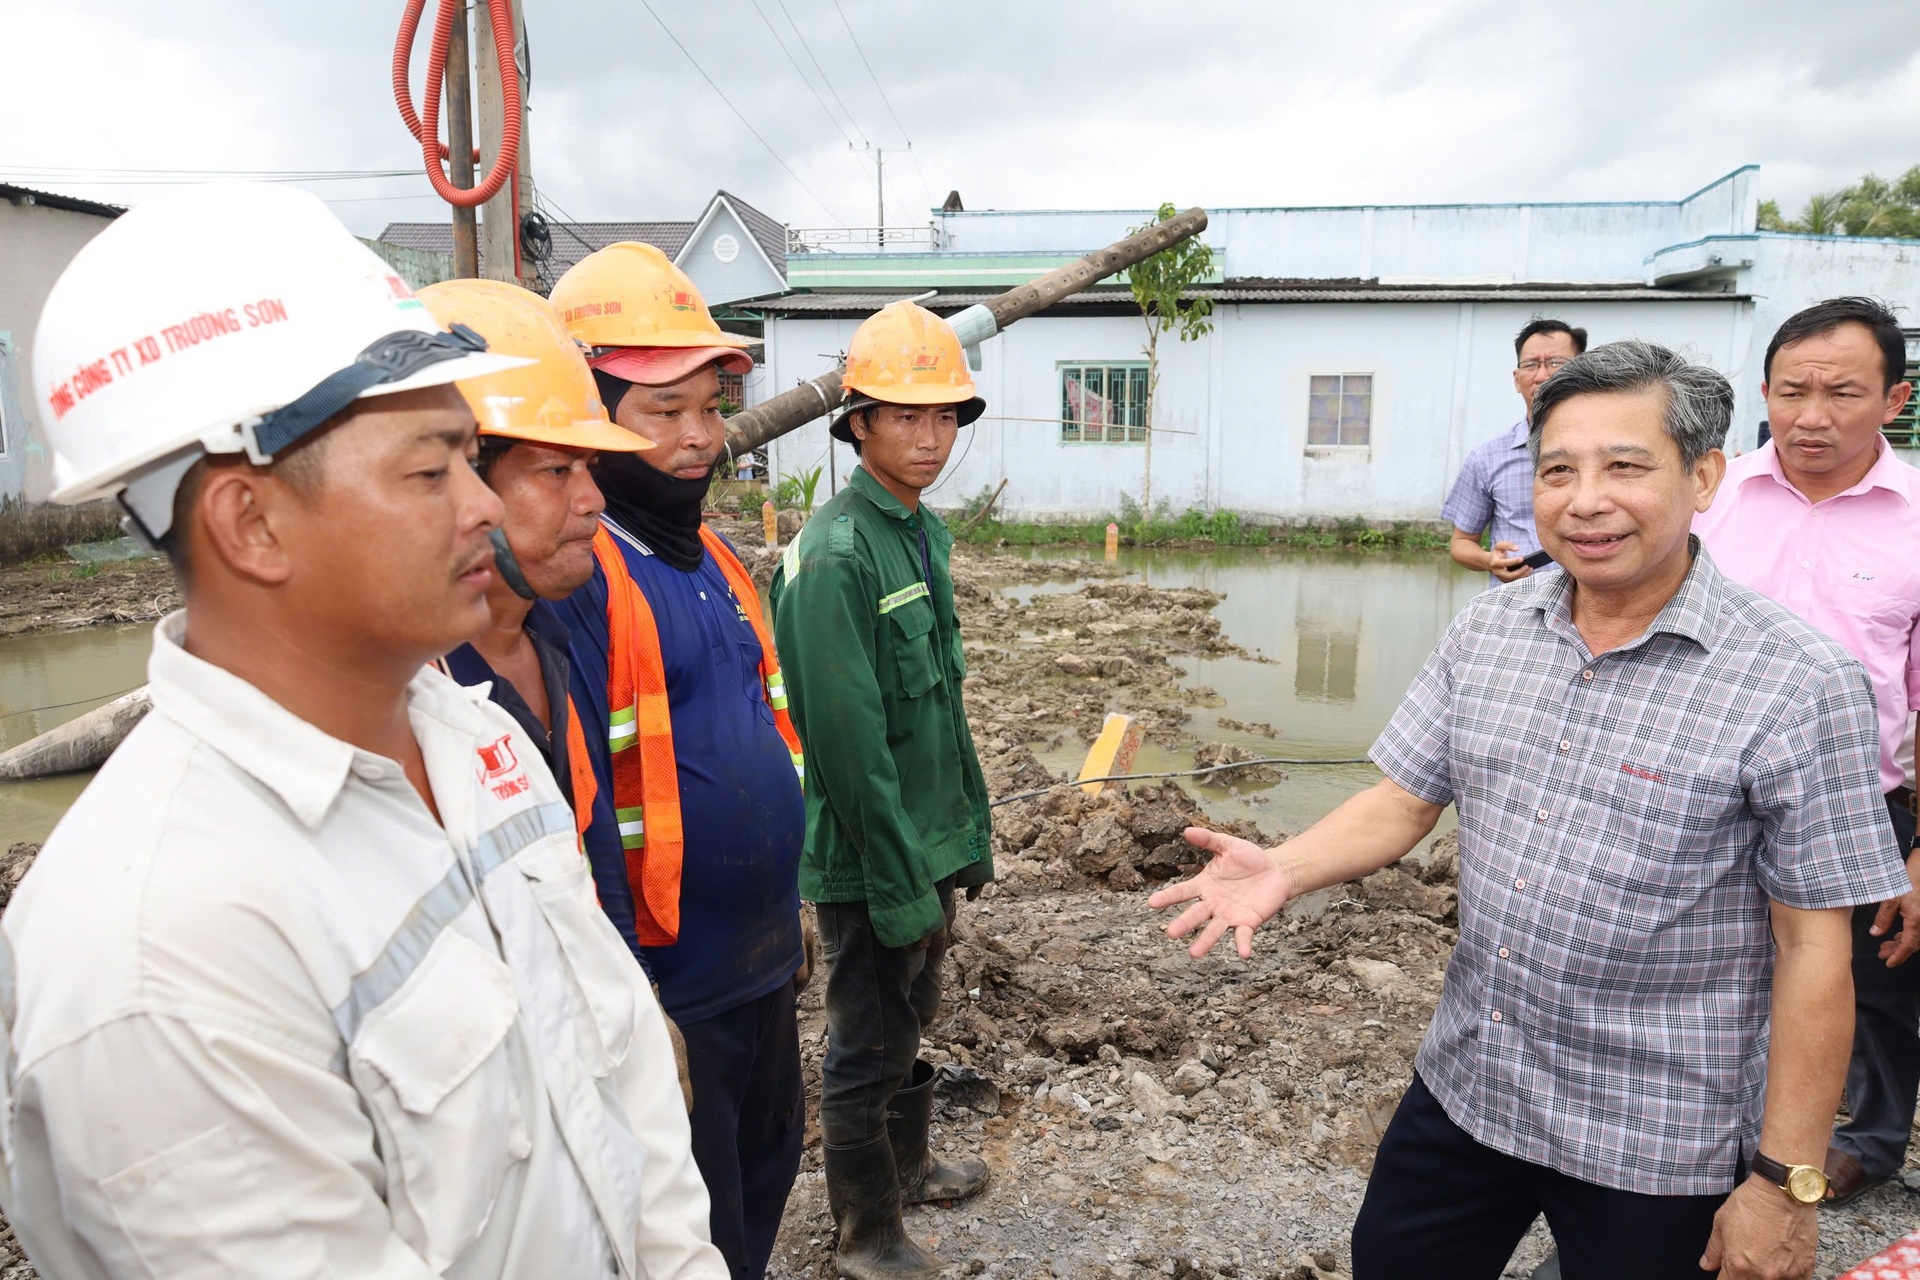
left=824, top=1134, right=944, bottom=1280
left=889, top=1059, right=989, bottom=1206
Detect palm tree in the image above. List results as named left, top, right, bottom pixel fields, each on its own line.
left=1794, top=191, right=1845, bottom=235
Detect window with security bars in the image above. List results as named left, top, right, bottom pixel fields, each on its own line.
left=1060, top=364, right=1148, bottom=443
left=1890, top=331, right=1920, bottom=448
left=1307, top=373, right=1373, bottom=447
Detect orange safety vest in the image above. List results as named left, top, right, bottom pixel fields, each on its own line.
left=594, top=521, right=805, bottom=945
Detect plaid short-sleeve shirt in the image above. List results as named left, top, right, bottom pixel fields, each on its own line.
left=1373, top=543, right=1906, bottom=1195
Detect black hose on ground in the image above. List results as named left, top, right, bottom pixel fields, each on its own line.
left=989, top=756, right=1376, bottom=808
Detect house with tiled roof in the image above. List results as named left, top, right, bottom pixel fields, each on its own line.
left=376, top=189, right=789, bottom=306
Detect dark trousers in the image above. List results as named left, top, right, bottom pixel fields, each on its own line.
left=679, top=982, right=805, bottom=1280
left=1352, top=1074, right=1727, bottom=1280
left=1833, top=794, right=1920, bottom=1179
left=815, top=877, right=957, bottom=1148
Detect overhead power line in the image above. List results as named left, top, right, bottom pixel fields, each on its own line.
left=748, top=0, right=858, bottom=150
left=827, top=0, right=935, bottom=213
left=776, top=0, right=868, bottom=149
left=0, top=165, right=419, bottom=184
left=634, top=0, right=843, bottom=225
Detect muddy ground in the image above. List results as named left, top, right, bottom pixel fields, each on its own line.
left=1, top=525, right=1917, bottom=1277
left=0, top=554, right=177, bottom=640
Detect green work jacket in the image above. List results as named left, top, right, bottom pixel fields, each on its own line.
left=768, top=466, right=993, bottom=947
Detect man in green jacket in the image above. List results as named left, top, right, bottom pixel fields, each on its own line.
left=769, top=301, right=994, bottom=1280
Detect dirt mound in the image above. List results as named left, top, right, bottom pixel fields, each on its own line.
left=0, top=557, right=177, bottom=639
left=1192, top=743, right=1286, bottom=785
left=0, top=845, right=37, bottom=916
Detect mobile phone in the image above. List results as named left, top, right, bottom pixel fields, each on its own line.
left=1520, top=549, right=1554, bottom=569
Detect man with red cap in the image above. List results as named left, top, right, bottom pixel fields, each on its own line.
left=548, top=244, right=807, bottom=1280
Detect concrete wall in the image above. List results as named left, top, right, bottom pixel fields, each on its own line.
left=361, top=239, right=455, bottom=292
left=0, top=333, right=25, bottom=502
left=933, top=169, right=1757, bottom=285
left=0, top=200, right=116, bottom=501
left=762, top=297, right=1745, bottom=521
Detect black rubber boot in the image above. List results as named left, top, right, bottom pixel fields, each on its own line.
left=889, top=1059, right=989, bottom=1207
left=823, top=1134, right=944, bottom=1280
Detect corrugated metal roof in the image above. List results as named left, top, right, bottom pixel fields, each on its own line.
left=0, top=184, right=124, bottom=219
left=748, top=283, right=1744, bottom=316
left=377, top=219, right=698, bottom=275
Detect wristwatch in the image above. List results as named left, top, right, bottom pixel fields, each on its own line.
left=1751, top=1151, right=1828, bottom=1205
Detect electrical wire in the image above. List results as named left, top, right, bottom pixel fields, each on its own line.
left=827, top=0, right=936, bottom=211
left=634, top=0, right=843, bottom=224
left=748, top=0, right=858, bottom=150
left=3, top=169, right=420, bottom=186
left=0, top=686, right=145, bottom=722
left=990, top=756, right=1377, bottom=808
left=775, top=0, right=868, bottom=148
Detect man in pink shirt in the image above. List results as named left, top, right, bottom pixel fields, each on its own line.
left=1694, top=296, right=1920, bottom=1204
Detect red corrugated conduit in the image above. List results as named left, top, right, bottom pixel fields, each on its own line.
left=393, top=0, right=522, bottom=209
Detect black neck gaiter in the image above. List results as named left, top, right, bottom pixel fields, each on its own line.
left=595, top=449, right=711, bottom=572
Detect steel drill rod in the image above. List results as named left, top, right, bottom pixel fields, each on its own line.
left=723, top=207, right=1209, bottom=459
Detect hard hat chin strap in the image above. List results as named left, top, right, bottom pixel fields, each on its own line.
left=488, top=527, right=537, bottom=600
left=240, top=323, right=490, bottom=465
left=117, top=450, right=203, bottom=549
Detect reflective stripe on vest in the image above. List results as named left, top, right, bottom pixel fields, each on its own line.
left=878, top=581, right=930, bottom=615
left=593, top=521, right=806, bottom=945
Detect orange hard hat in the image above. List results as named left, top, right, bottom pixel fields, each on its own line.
left=418, top=278, right=649, bottom=454
left=830, top=300, right=984, bottom=442
left=550, top=242, right=753, bottom=386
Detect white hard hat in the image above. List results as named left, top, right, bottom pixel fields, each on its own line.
left=32, top=182, right=527, bottom=541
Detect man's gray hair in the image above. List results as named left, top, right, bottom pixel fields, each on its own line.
left=1528, top=340, right=1732, bottom=467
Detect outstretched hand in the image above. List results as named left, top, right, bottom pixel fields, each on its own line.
left=1146, top=827, right=1293, bottom=959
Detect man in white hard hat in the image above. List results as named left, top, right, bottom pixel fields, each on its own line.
left=0, top=185, right=726, bottom=1280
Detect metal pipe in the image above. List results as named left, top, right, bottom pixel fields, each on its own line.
left=723, top=207, right=1209, bottom=459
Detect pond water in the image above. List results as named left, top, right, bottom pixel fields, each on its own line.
left=0, top=625, right=153, bottom=847
left=0, top=548, right=1493, bottom=850
left=1017, top=544, right=1482, bottom=843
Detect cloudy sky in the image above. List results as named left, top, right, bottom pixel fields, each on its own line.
left=5, top=0, right=1918, bottom=237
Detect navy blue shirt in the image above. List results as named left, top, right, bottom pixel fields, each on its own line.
left=551, top=518, right=805, bottom=1024
left=442, top=608, right=627, bottom=889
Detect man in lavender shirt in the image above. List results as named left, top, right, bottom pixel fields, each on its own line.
left=1445, top=319, right=1587, bottom=587
left=1695, top=296, right=1920, bottom=1204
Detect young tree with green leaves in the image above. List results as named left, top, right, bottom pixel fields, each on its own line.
left=1127, top=202, right=1216, bottom=510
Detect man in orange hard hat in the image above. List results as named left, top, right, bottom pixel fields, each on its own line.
left=1, top=185, right=726, bottom=1279
left=548, top=243, right=808, bottom=1280
left=769, top=301, right=996, bottom=1280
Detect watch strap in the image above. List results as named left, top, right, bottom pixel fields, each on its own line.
left=1750, top=1151, right=1791, bottom=1186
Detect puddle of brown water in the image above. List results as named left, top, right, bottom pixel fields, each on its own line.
left=1016, top=545, right=1482, bottom=847
left=0, top=625, right=153, bottom=846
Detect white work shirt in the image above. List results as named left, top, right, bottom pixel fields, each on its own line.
left=0, top=612, right=724, bottom=1280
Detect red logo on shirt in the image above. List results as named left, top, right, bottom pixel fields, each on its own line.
left=1619, top=762, right=1664, bottom=782
left=477, top=735, right=518, bottom=781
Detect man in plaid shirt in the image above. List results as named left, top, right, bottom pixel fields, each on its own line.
left=1153, top=342, right=1906, bottom=1280
left=1443, top=318, right=1586, bottom=587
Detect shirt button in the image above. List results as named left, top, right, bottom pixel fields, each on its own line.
left=1515, top=877, right=1527, bottom=889
left=1499, top=947, right=1510, bottom=958
left=1491, top=1011, right=1503, bottom=1023
left=1559, top=740, right=1571, bottom=751
left=1581, top=670, right=1593, bottom=681
left=352, top=761, right=389, bottom=782
left=1536, top=809, right=1548, bottom=820
left=1799, top=559, right=1812, bottom=569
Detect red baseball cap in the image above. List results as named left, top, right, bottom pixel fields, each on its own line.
left=589, top=345, right=753, bottom=386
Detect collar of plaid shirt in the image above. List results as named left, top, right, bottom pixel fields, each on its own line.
left=1372, top=541, right=1907, bottom=1196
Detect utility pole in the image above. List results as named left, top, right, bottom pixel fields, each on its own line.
left=855, top=144, right=887, bottom=249
left=444, top=0, right=478, bottom=278
left=475, top=0, right=530, bottom=285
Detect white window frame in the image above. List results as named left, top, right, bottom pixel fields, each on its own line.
left=1058, top=361, right=1149, bottom=445
left=1306, top=372, right=1374, bottom=450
